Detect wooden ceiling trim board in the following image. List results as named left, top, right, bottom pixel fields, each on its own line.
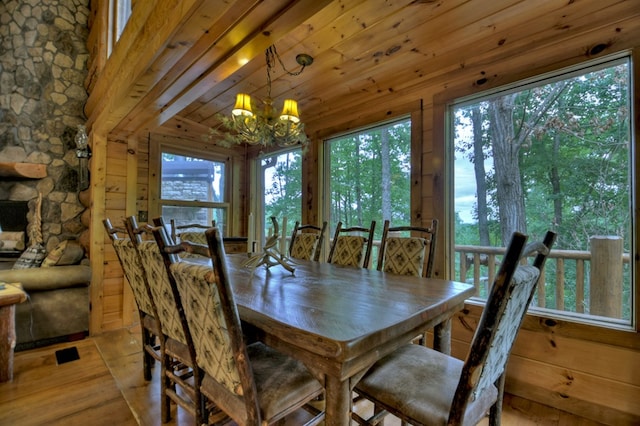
left=159, top=116, right=213, bottom=141
left=183, top=0, right=469, bottom=127
left=86, top=0, right=204, bottom=134
left=148, top=0, right=295, bottom=110
left=287, top=0, right=563, bottom=113
left=325, top=13, right=640, bottom=132
left=179, top=0, right=410, bottom=123
left=116, top=0, right=267, bottom=134
left=154, top=0, right=334, bottom=128
left=212, top=0, right=513, bottom=124
left=185, top=0, right=442, bottom=126
left=328, top=0, right=517, bottom=59
left=429, top=0, right=640, bottom=92
left=299, top=0, right=636, bottom=122
left=314, top=0, right=619, bottom=110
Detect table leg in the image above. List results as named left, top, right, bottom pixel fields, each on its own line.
left=0, top=304, right=17, bottom=382
left=325, top=374, right=351, bottom=426
left=433, top=317, right=452, bottom=355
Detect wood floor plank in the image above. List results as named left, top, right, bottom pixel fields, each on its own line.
left=0, top=338, right=136, bottom=426
left=0, top=327, right=608, bottom=425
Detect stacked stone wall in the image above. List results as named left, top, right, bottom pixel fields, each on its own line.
left=0, top=0, right=90, bottom=254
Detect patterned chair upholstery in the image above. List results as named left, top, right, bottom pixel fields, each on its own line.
left=289, top=221, right=327, bottom=261
left=157, top=226, right=325, bottom=426
left=352, top=231, right=556, bottom=426
left=327, top=221, right=376, bottom=268
left=135, top=241, right=187, bottom=344
left=382, top=237, right=427, bottom=276
left=103, top=219, right=160, bottom=381
left=377, top=219, right=438, bottom=278
left=125, top=216, right=209, bottom=424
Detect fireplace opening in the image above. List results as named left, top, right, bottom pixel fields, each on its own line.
left=0, top=200, right=29, bottom=257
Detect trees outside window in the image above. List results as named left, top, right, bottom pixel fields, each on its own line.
left=453, top=56, right=632, bottom=324
left=325, top=118, right=412, bottom=251
left=260, top=149, right=302, bottom=240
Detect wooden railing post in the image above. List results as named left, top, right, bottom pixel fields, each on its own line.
left=589, top=236, right=623, bottom=318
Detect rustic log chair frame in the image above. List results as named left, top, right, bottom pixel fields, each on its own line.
left=125, top=216, right=224, bottom=425
left=288, top=221, right=328, bottom=262
left=152, top=225, right=325, bottom=426
left=103, top=218, right=162, bottom=381
left=327, top=221, right=377, bottom=268
left=352, top=230, right=556, bottom=426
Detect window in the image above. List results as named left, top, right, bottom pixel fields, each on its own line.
left=324, top=117, right=412, bottom=263
left=159, top=151, right=229, bottom=235
left=108, top=0, right=131, bottom=56
left=257, top=148, right=302, bottom=245
left=451, top=55, right=633, bottom=326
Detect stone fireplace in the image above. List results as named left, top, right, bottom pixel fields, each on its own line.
left=0, top=0, right=91, bottom=254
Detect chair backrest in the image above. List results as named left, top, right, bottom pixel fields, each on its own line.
left=288, top=221, right=328, bottom=261
left=170, top=219, right=216, bottom=244
left=327, top=221, right=376, bottom=268
left=376, top=219, right=438, bottom=278
left=103, top=218, right=157, bottom=319
left=125, top=216, right=189, bottom=344
left=449, top=230, right=556, bottom=423
left=154, top=225, right=262, bottom=425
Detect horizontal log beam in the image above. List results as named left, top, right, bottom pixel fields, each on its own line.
left=0, top=163, right=46, bottom=179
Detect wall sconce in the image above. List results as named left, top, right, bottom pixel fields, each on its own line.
left=75, top=124, right=91, bottom=191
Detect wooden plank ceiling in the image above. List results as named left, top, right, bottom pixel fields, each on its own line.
left=85, top=0, right=640, bottom=143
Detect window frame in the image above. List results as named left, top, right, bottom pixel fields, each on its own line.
left=434, top=49, right=639, bottom=340
left=108, top=0, right=132, bottom=56
left=156, top=143, right=231, bottom=234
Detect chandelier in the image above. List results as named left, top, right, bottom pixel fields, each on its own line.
left=211, top=45, right=313, bottom=148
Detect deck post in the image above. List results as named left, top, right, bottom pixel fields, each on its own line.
left=589, top=236, right=623, bottom=318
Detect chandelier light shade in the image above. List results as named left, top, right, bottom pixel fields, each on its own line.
left=280, top=99, right=300, bottom=123
left=210, top=46, right=313, bottom=148
left=232, top=93, right=253, bottom=117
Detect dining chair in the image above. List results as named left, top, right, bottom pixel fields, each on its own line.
left=125, top=216, right=225, bottom=425
left=327, top=221, right=376, bottom=268
left=377, top=219, right=438, bottom=278
left=170, top=219, right=216, bottom=244
left=288, top=221, right=328, bottom=261
left=103, top=218, right=161, bottom=381
left=153, top=225, right=326, bottom=426
left=352, top=230, right=556, bottom=426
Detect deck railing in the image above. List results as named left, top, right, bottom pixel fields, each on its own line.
left=456, top=236, right=631, bottom=320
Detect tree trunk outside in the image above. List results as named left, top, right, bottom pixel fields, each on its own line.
left=471, top=106, right=490, bottom=246
left=489, top=94, right=527, bottom=245
left=381, top=126, right=391, bottom=222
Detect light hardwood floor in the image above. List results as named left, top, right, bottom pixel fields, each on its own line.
left=0, top=327, right=605, bottom=426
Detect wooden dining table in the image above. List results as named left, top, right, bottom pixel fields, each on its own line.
left=221, top=254, right=476, bottom=426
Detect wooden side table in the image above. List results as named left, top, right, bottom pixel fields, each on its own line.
left=0, top=283, right=27, bottom=382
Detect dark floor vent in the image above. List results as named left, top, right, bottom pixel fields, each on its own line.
left=55, top=347, right=80, bottom=365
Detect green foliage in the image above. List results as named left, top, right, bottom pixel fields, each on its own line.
left=262, top=150, right=303, bottom=230
left=327, top=119, right=411, bottom=239
left=453, top=59, right=632, bottom=320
